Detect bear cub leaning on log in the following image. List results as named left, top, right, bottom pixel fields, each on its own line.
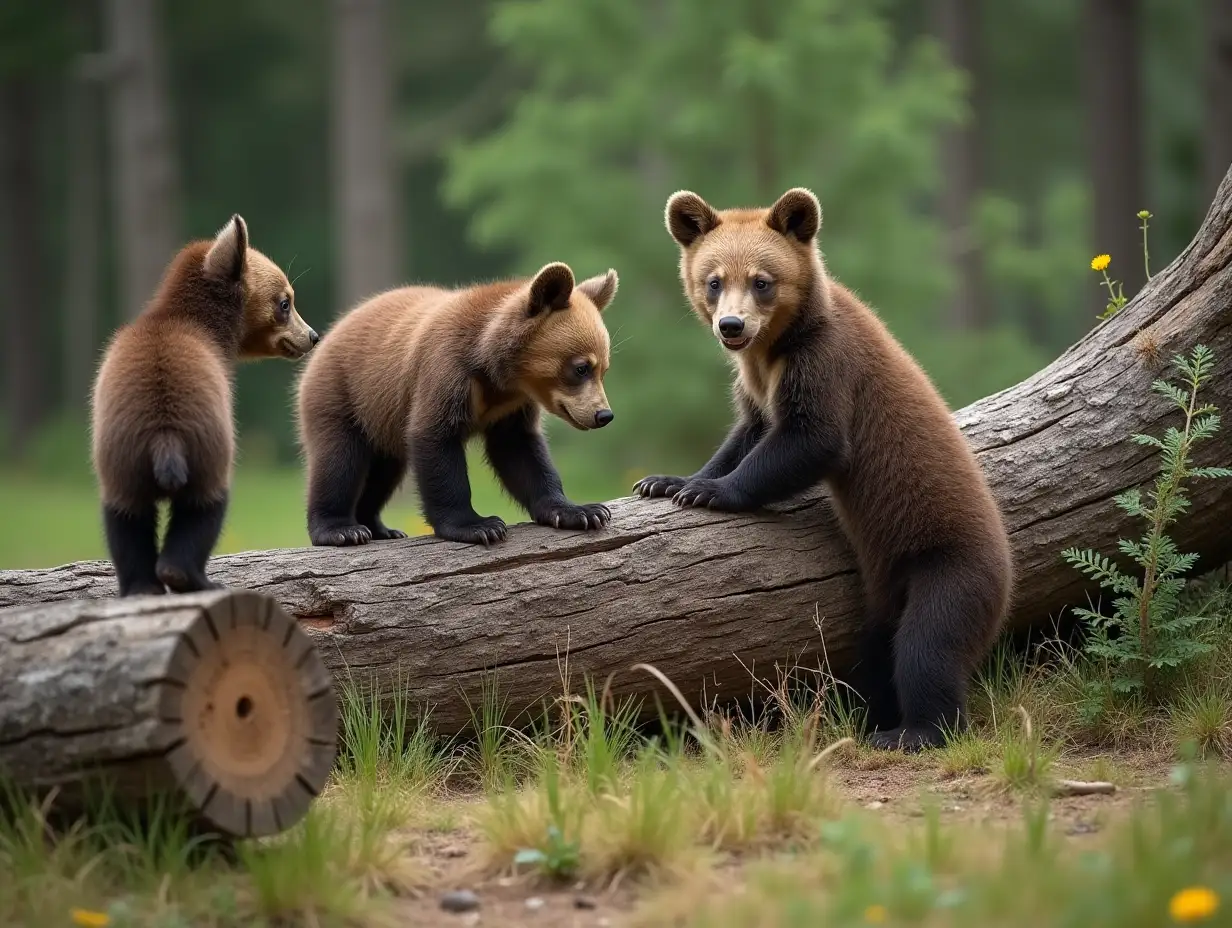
left=296, top=263, right=619, bottom=547
left=91, top=215, right=319, bottom=596
left=635, top=187, right=1013, bottom=751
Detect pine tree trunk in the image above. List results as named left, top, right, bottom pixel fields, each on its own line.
left=1081, top=0, right=1146, bottom=306
left=63, top=64, right=103, bottom=413
left=331, top=0, right=402, bottom=309
left=104, top=0, right=180, bottom=318
left=0, top=77, right=49, bottom=456
left=935, top=0, right=989, bottom=329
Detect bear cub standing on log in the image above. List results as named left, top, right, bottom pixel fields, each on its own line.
left=296, top=263, right=618, bottom=547
left=635, top=187, right=1013, bottom=751
left=92, top=215, right=319, bottom=596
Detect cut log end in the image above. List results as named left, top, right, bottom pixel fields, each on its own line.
left=0, top=589, right=338, bottom=839
left=160, top=590, right=338, bottom=837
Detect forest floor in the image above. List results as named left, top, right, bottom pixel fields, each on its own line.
left=4, top=637, right=1232, bottom=928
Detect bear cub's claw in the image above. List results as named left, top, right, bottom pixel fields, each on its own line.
left=364, top=521, right=408, bottom=541
left=435, top=515, right=507, bottom=546
left=671, top=477, right=750, bottom=512
left=534, top=501, right=611, bottom=532
left=633, top=475, right=689, bottom=499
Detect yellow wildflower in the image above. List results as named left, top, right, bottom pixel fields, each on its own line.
left=70, top=910, right=111, bottom=928
left=863, top=903, right=888, bottom=924
left=1170, top=886, right=1220, bottom=923
left=1090, top=254, right=1111, bottom=272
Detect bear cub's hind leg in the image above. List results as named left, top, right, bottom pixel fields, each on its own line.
left=307, top=421, right=375, bottom=547
left=103, top=503, right=165, bottom=596
left=156, top=494, right=227, bottom=593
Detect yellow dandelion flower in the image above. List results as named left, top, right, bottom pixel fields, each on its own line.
left=1090, top=254, right=1112, bottom=272
left=863, top=903, right=888, bottom=924
left=70, top=910, right=111, bottom=928
left=1170, top=886, right=1220, bottom=923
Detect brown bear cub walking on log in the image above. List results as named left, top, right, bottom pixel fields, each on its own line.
left=636, top=188, right=1013, bottom=751
left=296, top=263, right=618, bottom=547
left=91, top=216, right=319, bottom=596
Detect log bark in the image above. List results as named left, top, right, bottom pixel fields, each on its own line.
left=0, top=590, right=337, bottom=837
left=3, top=171, right=1232, bottom=739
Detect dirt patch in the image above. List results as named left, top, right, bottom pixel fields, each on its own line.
left=388, top=749, right=1196, bottom=926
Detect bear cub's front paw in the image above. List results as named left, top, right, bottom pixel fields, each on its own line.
left=434, top=515, right=507, bottom=546
left=533, top=501, right=611, bottom=531
left=633, top=474, right=689, bottom=499
left=672, top=477, right=751, bottom=512
left=309, top=520, right=373, bottom=547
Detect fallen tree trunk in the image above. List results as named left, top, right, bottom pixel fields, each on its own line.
left=4, top=175, right=1232, bottom=738
left=0, top=590, right=337, bottom=837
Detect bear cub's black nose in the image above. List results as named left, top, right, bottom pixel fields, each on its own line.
left=718, top=316, right=744, bottom=338
left=594, top=409, right=614, bottom=428
left=309, top=329, right=320, bottom=345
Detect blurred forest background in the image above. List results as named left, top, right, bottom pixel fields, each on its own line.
left=0, top=0, right=1228, bottom=567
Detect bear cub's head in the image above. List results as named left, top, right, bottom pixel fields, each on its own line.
left=507, top=262, right=619, bottom=431
left=203, top=214, right=319, bottom=360
left=664, top=187, right=823, bottom=353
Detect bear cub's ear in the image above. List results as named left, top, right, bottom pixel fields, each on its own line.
left=575, top=268, right=619, bottom=312
left=766, top=188, right=821, bottom=243
left=204, top=214, right=249, bottom=281
left=665, top=191, right=721, bottom=248
left=527, top=262, right=576, bottom=317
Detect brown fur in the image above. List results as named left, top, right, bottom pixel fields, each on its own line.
left=636, top=188, right=1014, bottom=750
left=90, top=215, right=317, bottom=595
left=296, top=263, right=618, bottom=547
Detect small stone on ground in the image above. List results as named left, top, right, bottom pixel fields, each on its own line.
left=441, top=889, right=481, bottom=913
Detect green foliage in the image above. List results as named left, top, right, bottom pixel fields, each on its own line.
left=513, top=824, right=582, bottom=881
left=1063, top=346, right=1232, bottom=704
left=447, top=0, right=996, bottom=463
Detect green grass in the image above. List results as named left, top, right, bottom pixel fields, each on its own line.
left=0, top=444, right=632, bottom=569
left=659, top=761, right=1232, bottom=928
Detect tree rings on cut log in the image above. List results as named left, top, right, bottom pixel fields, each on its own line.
left=0, top=589, right=337, bottom=839
left=161, top=590, right=338, bottom=836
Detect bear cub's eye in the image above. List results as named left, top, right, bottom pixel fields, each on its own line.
left=753, top=277, right=770, bottom=292
left=707, top=277, right=722, bottom=294
left=277, top=296, right=291, bottom=320
left=574, top=361, right=592, bottom=379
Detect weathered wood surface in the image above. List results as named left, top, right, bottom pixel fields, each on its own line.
left=0, top=590, right=337, bottom=837
left=4, top=174, right=1232, bottom=737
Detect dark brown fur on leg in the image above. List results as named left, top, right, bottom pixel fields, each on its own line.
left=156, top=494, right=228, bottom=593
left=644, top=188, right=1014, bottom=752
left=102, top=504, right=164, bottom=596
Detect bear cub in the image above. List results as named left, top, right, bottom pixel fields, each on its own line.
left=91, top=215, right=318, bottom=596
left=296, top=263, right=619, bottom=547
left=635, top=187, right=1013, bottom=751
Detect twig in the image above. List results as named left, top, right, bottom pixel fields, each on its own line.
left=1051, top=779, right=1117, bottom=797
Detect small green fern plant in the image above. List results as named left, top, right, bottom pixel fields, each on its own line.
left=1063, top=345, right=1231, bottom=703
